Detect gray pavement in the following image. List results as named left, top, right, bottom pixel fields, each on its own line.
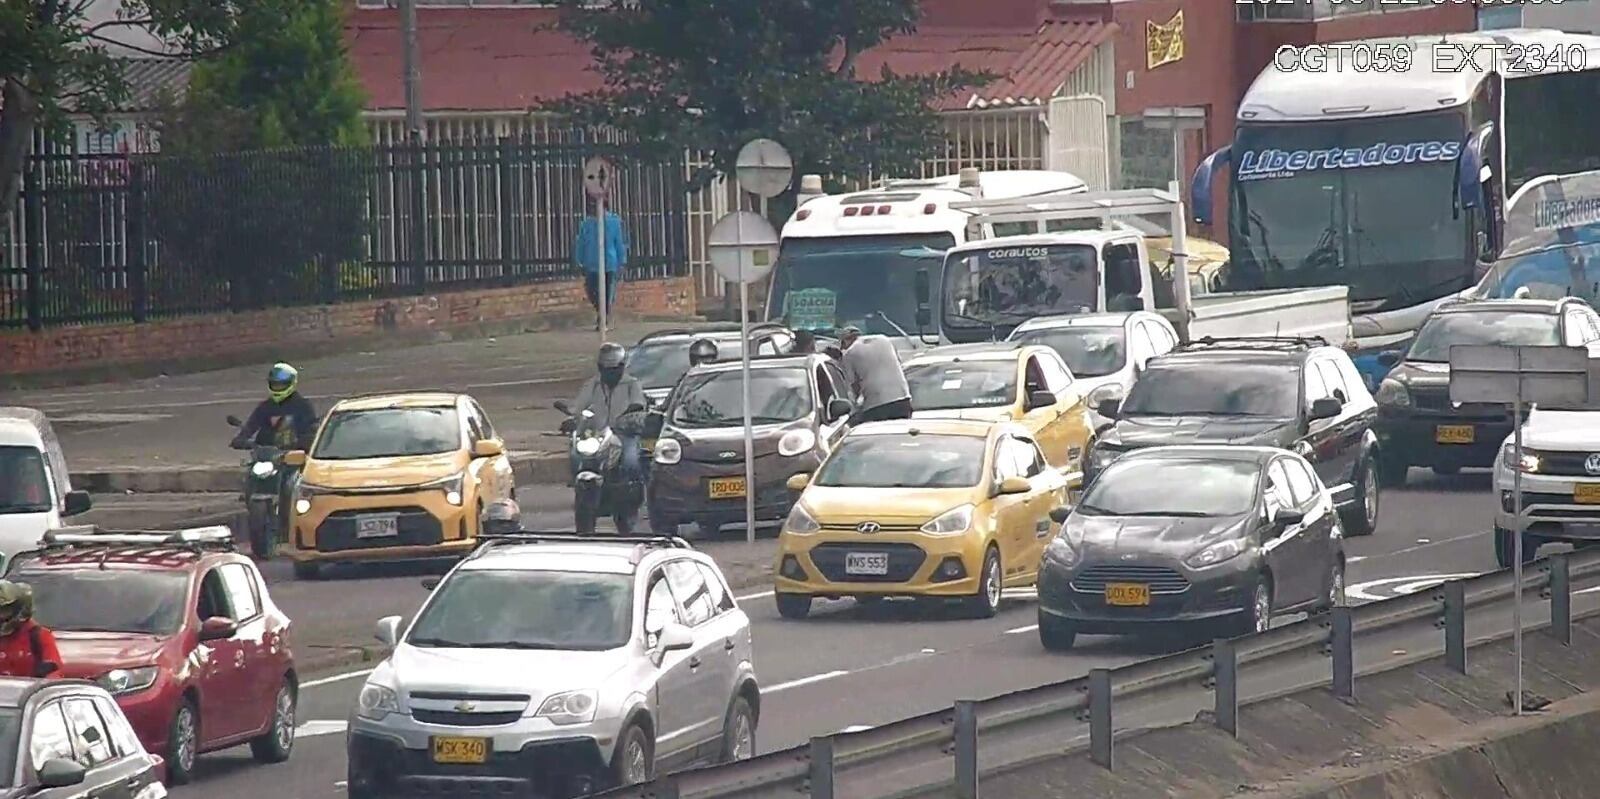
left=159, top=470, right=1509, bottom=799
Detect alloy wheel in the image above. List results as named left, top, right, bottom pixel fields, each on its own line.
left=175, top=706, right=197, bottom=772
left=273, top=687, right=296, bottom=752
left=625, top=736, right=649, bottom=783
left=1253, top=584, right=1271, bottom=633
left=1330, top=562, right=1346, bottom=607
left=985, top=556, right=1002, bottom=611
left=1364, top=461, right=1379, bottom=529
left=732, top=711, right=754, bottom=760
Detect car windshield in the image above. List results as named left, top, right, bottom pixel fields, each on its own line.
left=1477, top=248, right=1600, bottom=306
left=942, top=244, right=1101, bottom=331
left=626, top=338, right=743, bottom=390
left=1122, top=363, right=1299, bottom=418
left=12, top=568, right=188, bottom=635
left=408, top=570, right=633, bottom=650
left=1080, top=458, right=1260, bottom=517
left=768, top=233, right=954, bottom=335
left=903, top=361, right=1017, bottom=411
left=1406, top=311, right=1561, bottom=362
left=814, top=434, right=987, bottom=488
left=0, top=446, right=51, bottom=515
left=670, top=368, right=812, bottom=428
left=312, top=407, right=462, bottom=459
left=1012, top=327, right=1127, bottom=377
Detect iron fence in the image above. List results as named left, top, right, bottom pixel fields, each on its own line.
left=1, top=138, right=688, bottom=330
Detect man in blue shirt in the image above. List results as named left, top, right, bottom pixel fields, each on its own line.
left=575, top=197, right=630, bottom=330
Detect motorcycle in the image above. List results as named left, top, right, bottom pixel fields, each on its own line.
left=552, top=399, right=647, bottom=534
left=225, top=415, right=284, bottom=560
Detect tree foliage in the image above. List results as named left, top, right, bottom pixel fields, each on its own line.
left=543, top=0, right=992, bottom=191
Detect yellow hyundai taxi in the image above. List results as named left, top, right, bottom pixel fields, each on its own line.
left=773, top=419, right=1077, bottom=619
left=901, top=342, right=1093, bottom=470
left=281, top=392, right=516, bottom=579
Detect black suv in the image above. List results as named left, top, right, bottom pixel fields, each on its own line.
left=1373, top=298, right=1600, bottom=486
left=1088, top=336, right=1382, bottom=535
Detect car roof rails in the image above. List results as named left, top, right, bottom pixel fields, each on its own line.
left=15, top=525, right=238, bottom=567
left=638, top=324, right=745, bottom=343
left=1175, top=335, right=1327, bottom=353
left=472, top=531, right=693, bottom=561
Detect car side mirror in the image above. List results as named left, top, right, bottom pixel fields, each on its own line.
left=1026, top=390, right=1057, bottom=410
left=1376, top=350, right=1402, bottom=368
left=198, top=616, right=238, bottom=642
left=472, top=439, right=505, bottom=458
left=1049, top=505, right=1073, bottom=524
left=827, top=398, right=853, bottom=422
left=998, top=476, right=1032, bottom=495
left=658, top=622, right=694, bottom=653
left=225, top=414, right=244, bottom=427
left=62, top=490, right=92, bottom=517
left=915, top=307, right=932, bottom=329
left=1275, top=508, right=1305, bottom=528
left=786, top=473, right=811, bottom=491
left=1096, top=397, right=1121, bottom=419
left=1309, top=397, right=1342, bottom=421
left=374, top=615, right=403, bottom=647
left=421, top=576, right=440, bottom=590
left=37, top=758, right=86, bottom=789
left=643, top=411, right=666, bottom=439
left=281, top=450, right=307, bottom=467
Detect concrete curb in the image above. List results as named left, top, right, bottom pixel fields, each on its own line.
left=76, top=451, right=569, bottom=494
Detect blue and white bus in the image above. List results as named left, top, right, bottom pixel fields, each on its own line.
left=1191, top=29, right=1600, bottom=361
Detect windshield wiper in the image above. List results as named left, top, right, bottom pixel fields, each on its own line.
left=463, top=641, right=564, bottom=650
left=1119, top=511, right=1214, bottom=518
left=408, top=636, right=475, bottom=648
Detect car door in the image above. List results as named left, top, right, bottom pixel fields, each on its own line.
left=1266, top=458, right=1319, bottom=609
left=60, top=696, right=141, bottom=799
left=1260, top=460, right=1310, bottom=610
left=94, top=694, right=161, bottom=799
left=1018, top=354, right=1068, bottom=467
left=1312, top=358, right=1364, bottom=497
left=219, top=562, right=274, bottom=736
left=695, top=560, right=750, bottom=710
left=1285, top=455, right=1338, bottom=576
left=814, top=363, right=849, bottom=452
left=466, top=400, right=515, bottom=506
left=193, top=566, right=250, bottom=743
left=989, top=437, right=1035, bottom=581
left=1126, top=322, right=1159, bottom=376
left=643, top=569, right=699, bottom=760
left=1297, top=361, right=1342, bottom=490
left=1036, top=351, right=1091, bottom=469
left=661, top=560, right=727, bottom=755
left=1016, top=437, right=1068, bottom=582
left=1142, top=316, right=1179, bottom=358
left=28, top=700, right=84, bottom=799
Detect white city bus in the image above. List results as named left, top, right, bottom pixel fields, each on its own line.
left=1191, top=29, right=1600, bottom=356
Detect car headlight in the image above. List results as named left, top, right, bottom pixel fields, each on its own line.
left=653, top=438, right=682, bottom=465
left=98, top=666, right=159, bottom=696
left=778, top=429, right=817, bottom=457
left=785, top=503, right=820, bottom=534
left=1375, top=379, right=1410, bottom=408
left=575, top=437, right=602, bottom=456
left=251, top=461, right=277, bottom=479
left=1045, top=534, right=1080, bottom=568
left=1184, top=537, right=1247, bottom=569
left=418, top=472, right=467, bottom=505
left=921, top=504, right=974, bottom=536
left=1500, top=442, right=1541, bottom=473
left=535, top=690, right=598, bottom=725
left=356, top=682, right=401, bottom=721
left=1088, top=446, right=1121, bottom=472
left=293, top=481, right=330, bottom=515
left=1086, top=384, right=1123, bottom=408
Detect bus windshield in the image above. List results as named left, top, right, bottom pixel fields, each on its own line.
left=942, top=244, right=1101, bottom=333
left=1225, top=110, right=1470, bottom=310
left=768, top=233, right=954, bottom=336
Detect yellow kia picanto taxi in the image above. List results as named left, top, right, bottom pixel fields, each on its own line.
left=900, top=342, right=1093, bottom=471
left=281, top=393, right=516, bottom=579
left=773, top=419, right=1077, bottom=619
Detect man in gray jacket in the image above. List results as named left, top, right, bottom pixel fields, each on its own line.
left=839, top=327, right=913, bottom=423
left=566, top=342, right=648, bottom=479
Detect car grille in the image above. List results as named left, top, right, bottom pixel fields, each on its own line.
left=1533, top=451, right=1600, bottom=477
left=412, top=710, right=523, bottom=727
left=819, top=523, right=922, bottom=532
left=809, top=542, right=926, bottom=582
left=315, top=506, right=443, bottom=552
left=1071, top=565, right=1190, bottom=594
left=1410, top=387, right=1508, bottom=417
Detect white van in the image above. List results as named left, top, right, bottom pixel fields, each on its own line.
left=0, top=408, right=92, bottom=562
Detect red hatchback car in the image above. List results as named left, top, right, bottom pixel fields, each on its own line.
left=3, top=526, right=297, bottom=784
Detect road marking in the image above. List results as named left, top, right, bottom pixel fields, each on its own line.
left=1348, top=556, right=1367, bottom=563
left=768, top=670, right=847, bottom=693
left=736, top=590, right=774, bottom=602
left=1347, top=573, right=1480, bottom=602
left=838, top=725, right=873, bottom=733
left=296, top=720, right=348, bottom=739
left=1005, top=624, right=1039, bottom=635
left=304, top=669, right=374, bottom=689
left=736, top=588, right=1037, bottom=603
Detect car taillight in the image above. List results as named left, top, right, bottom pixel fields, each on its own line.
left=924, top=203, right=937, bottom=214
left=843, top=207, right=858, bottom=217
left=877, top=205, right=891, bottom=214
left=796, top=209, right=811, bottom=220
left=860, top=206, right=876, bottom=216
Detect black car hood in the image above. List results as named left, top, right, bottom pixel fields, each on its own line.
left=1101, top=415, right=1296, bottom=448
left=1071, top=513, right=1250, bottom=560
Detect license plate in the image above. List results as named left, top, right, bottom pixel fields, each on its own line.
left=1435, top=425, right=1475, bottom=444
left=845, top=552, right=889, bottom=576
left=431, top=736, right=489, bottom=764
left=1575, top=484, right=1600, bottom=504
left=707, top=477, right=746, bottom=499
left=355, top=514, right=400, bottom=539
left=1104, top=583, right=1151, bottom=606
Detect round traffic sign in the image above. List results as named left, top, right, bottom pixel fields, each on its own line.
left=708, top=211, right=779, bottom=285
left=735, top=139, right=794, bottom=199
left=583, top=156, right=614, bottom=199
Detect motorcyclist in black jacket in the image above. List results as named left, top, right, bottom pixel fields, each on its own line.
left=231, top=363, right=318, bottom=451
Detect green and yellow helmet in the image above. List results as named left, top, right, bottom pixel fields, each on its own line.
left=0, top=581, right=35, bottom=636
left=268, top=363, right=298, bottom=403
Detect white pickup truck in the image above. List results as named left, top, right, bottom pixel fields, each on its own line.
left=909, top=184, right=1352, bottom=346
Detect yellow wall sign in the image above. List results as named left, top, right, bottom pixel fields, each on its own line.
left=1146, top=10, right=1184, bottom=71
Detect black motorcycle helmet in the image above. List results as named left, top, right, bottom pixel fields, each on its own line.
left=480, top=499, right=522, bottom=535
left=688, top=338, right=718, bottom=367
left=598, top=342, right=627, bottom=386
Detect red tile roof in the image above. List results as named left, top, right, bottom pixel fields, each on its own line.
left=346, top=2, right=1110, bottom=114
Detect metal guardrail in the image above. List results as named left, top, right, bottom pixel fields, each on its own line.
left=595, top=548, right=1600, bottom=799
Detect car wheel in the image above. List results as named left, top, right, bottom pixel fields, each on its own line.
left=962, top=547, right=1002, bottom=619
left=247, top=500, right=275, bottom=560
left=250, top=678, right=296, bottom=763
left=1233, top=578, right=1272, bottom=637
left=166, top=699, right=200, bottom=785
left=1494, top=527, right=1539, bottom=568
left=1342, top=457, right=1379, bottom=536
left=775, top=593, right=812, bottom=620
left=613, top=509, right=637, bottom=535
left=1378, top=453, right=1408, bottom=488
left=292, top=561, right=322, bottom=581
left=718, top=695, right=757, bottom=763
left=611, top=722, right=654, bottom=787
left=575, top=504, right=599, bottom=534
left=1038, top=610, right=1078, bottom=651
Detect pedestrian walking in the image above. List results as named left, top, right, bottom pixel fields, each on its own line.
left=575, top=196, right=629, bottom=330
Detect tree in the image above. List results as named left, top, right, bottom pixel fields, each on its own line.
left=0, top=0, right=246, bottom=229
left=543, top=0, right=992, bottom=193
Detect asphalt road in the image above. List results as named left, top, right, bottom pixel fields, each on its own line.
left=166, top=469, right=1509, bottom=799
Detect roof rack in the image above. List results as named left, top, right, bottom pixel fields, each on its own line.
left=22, top=525, right=237, bottom=557
left=473, top=531, right=693, bottom=552
left=638, top=324, right=745, bottom=343
left=1174, top=335, right=1327, bottom=352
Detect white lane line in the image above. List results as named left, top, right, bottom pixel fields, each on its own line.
left=736, top=590, right=774, bottom=602
left=1005, top=624, right=1039, bottom=635
left=768, top=670, right=848, bottom=693
left=295, top=720, right=348, bottom=739
left=1347, top=573, right=1481, bottom=602
left=1348, top=555, right=1367, bottom=563
left=838, top=725, right=873, bottom=733
left=303, top=669, right=373, bottom=689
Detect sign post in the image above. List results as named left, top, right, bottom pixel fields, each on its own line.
left=583, top=157, right=614, bottom=338
left=707, top=139, right=793, bottom=545
left=1449, top=344, right=1592, bottom=715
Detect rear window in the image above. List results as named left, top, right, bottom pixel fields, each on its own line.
left=11, top=568, right=189, bottom=636
left=814, top=434, right=987, bottom=488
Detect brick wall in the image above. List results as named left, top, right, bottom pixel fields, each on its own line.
left=1, top=275, right=694, bottom=377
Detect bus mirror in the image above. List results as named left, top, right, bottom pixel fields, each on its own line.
left=916, top=307, right=931, bottom=329
left=1190, top=146, right=1231, bottom=226
left=914, top=268, right=930, bottom=305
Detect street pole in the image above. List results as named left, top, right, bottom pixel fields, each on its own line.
left=597, top=196, right=608, bottom=337
left=1512, top=389, right=1524, bottom=716
left=740, top=277, right=756, bottom=544
left=399, top=0, right=423, bottom=140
